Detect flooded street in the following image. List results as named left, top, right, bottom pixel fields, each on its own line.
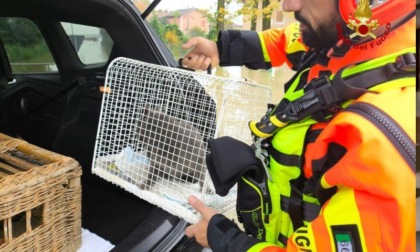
left=213, top=65, right=296, bottom=104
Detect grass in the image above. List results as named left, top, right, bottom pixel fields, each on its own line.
left=5, top=42, right=55, bottom=72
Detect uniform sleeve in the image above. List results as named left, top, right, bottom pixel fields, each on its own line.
left=207, top=214, right=286, bottom=252
left=217, top=22, right=306, bottom=70
left=206, top=212, right=331, bottom=252
left=259, top=22, right=306, bottom=70
left=217, top=29, right=270, bottom=70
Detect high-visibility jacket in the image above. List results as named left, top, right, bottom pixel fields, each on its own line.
left=207, top=14, right=415, bottom=252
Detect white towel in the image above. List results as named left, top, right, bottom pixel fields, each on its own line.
left=78, top=228, right=115, bottom=252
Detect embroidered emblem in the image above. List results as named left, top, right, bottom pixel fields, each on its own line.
left=347, top=0, right=379, bottom=39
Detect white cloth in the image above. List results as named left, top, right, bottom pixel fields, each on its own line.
left=78, top=228, right=115, bottom=252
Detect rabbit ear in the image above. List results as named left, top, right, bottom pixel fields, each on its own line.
left=141, top=104, right=151, bottom=116
left=153, top=105, right=164, bottom=113
left=143, top=104, right=164, bottom=115
left=143, top=108, right=149, bottom=117
left=142, top=104, right=162, bottom=120
left=146, top=107, right=160, bottom=119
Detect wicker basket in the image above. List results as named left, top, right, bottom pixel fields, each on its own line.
left=0, top=133, right=82, bottom=252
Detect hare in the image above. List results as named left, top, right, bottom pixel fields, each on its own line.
left=136, top=107, right=206, bottom=190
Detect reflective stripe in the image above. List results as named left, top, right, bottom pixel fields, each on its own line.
left=258, top=32, right=270, bottom=62
left=290, top=225, right=320, bottom=252
left=323, top=188, right=368, bottom=251
left=284, top=23, right=304, bottom=54
left=260, top=23, right=306, bottom=68
left=320, top=175, right=333, bottom=189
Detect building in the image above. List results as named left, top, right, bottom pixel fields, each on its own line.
left=163, top=8, right=209, bottom=35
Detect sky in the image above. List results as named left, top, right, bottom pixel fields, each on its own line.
left=155, top=0, right=243, bottom=24
left=155, top=0, right=242, bottom=14
left=155, top=0, right=216, bottom=11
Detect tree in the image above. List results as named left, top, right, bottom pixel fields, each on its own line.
left=217, top=0, right=225, bottom=33
left=261, top=0, right=271, bottom=30
left=201, top=9, right=218, bottom=40
left=0, top=18, right=12, bottom=44
left=162, top=24, right=184, bottom=42
left=188, top=27, right=207, bottom=39
left=149, top=13, right=165, bottom=40
left=0, top=17, right=42, bottom=46
left=0, top=17, right=53, bottom=64
left=216, top=0, right=242, bottom=33
left=237, top=0, right=280, bottom=31
left=250, top=0, right=258, bottom=31
left=164, top=30, right=180, bottom=45
left=162, top=24, right=185, bottom=58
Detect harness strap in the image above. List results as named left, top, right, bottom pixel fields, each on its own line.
left=331, top=53, right=416, bottom=103
left=288, top=188, right=304, bottom=231
left=269, top=124, right=323, bottom=167
left=249, top=52, right=416, bottom=138
left=280, top=195, right=321, bottom=222
left=277, top=195, right=322, bottom=246
left=278, top=233, right=289, bottom=247
left=270, top=149, right=299, bottom=167
left=342, top=53, right=416, bottom=90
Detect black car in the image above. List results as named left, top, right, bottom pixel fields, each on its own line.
left=0, top=0, right=207, bottom=250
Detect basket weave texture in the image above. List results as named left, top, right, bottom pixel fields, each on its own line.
left=0, top=133, right=82, bottom=252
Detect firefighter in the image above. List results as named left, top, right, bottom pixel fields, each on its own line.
left=182, top=0, right=415, bottom=251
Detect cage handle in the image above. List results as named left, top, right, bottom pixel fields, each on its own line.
left=178, top=58, right=212, bottom=75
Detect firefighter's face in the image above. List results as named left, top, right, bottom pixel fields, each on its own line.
left=282, top=0, right=342, bottom=49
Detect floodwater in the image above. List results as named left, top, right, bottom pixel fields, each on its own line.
left=213, top=65, right=296, bottom=104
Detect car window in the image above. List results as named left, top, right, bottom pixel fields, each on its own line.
left=147, top=0, right=216, bottom=58
left=61, top=22, right=113, bottom=65
left=143, top=0, right=296, bottom=103
left=0, top=17, right=57, bottom=73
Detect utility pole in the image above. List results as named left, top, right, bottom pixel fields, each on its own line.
left=217, top=0, right=225, bottom=33
left=186, top=5, right=189, bottom=37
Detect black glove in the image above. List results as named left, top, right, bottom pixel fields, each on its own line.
left=206, top=136, right=265, bottom=196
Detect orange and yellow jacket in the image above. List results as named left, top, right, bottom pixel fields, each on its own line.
left=208, top=10, right=415, bottom=252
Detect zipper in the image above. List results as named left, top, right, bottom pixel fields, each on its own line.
left=247, top=176, right=272, bottom=223
left=346, top=102, right=416, bottom=171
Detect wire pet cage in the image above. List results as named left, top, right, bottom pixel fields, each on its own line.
left=92, top=57, right=271, bottom=223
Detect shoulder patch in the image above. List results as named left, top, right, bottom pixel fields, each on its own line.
left=331, top=225, right=363, bottom=252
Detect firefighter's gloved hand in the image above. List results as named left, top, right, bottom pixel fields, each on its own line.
left=206, top=136, right=265, bottom=196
